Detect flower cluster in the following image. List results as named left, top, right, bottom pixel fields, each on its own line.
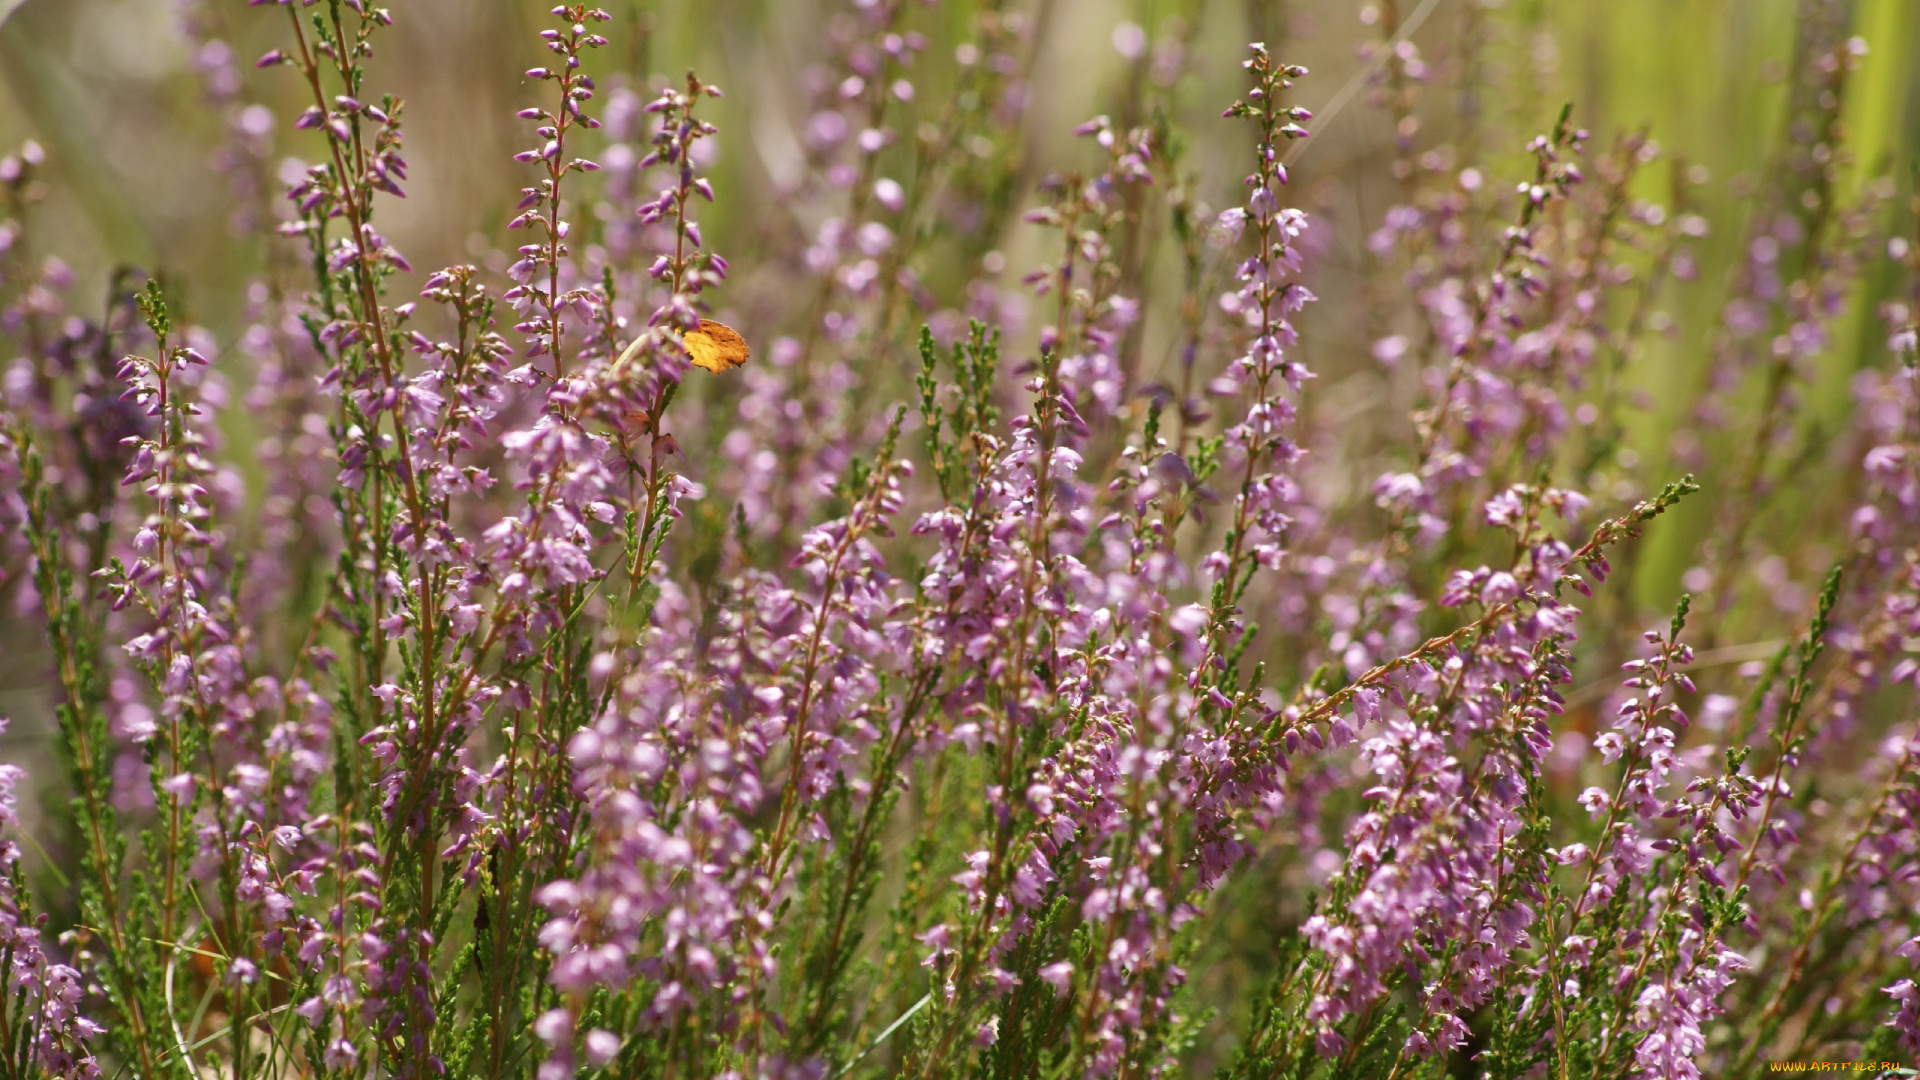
left=0, top=723, right=103, bottom=1079
left=0, top=5, right=1916, bottom=1080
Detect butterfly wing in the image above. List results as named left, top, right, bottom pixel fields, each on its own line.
left=685, top=319, right=750, bottom=373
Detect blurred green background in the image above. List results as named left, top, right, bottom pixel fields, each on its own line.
left=2, top=0, right=1911, bottom=336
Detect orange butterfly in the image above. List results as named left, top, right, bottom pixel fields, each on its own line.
left=612, top=319, right=750, bottom=374
left=684, top=319, right=750, bottom=373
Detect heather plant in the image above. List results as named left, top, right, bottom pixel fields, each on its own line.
left=0, top=1, right=1917, bottom=1079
